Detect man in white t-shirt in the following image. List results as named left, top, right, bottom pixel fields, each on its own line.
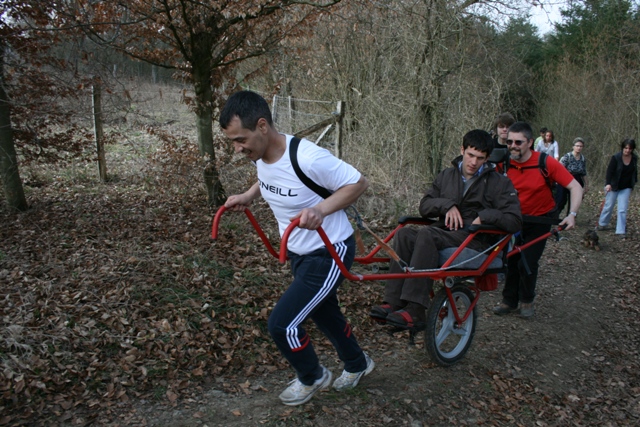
left=220, top=91, right=373, bottom=406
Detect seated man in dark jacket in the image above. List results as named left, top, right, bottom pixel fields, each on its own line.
left=370, top=129, right=522, bottom=330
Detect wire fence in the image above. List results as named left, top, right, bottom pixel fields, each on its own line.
left=246, top=89, right=340, bottom=150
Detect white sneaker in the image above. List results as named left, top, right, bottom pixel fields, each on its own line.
left=279, top=366, right=332, bottom=406
left=333, top=352, right=375, bottom=391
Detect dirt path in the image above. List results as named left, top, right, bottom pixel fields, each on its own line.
left=134, top=212, right=640, bottom=427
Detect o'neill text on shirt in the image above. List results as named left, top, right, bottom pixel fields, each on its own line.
left=260, top=180, right=299, bottom=197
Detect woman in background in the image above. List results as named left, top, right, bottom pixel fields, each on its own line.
left=598, top=139, right=638, bottom=240
left=536, top=129, right=560, bottom=160
left=556, top=137, right=588, bottom=216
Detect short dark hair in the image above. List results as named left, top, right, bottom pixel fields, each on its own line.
left=492, top=112, right=515, bottom=131
left=540, top=127, right=548, bottom=134
left=219, top=90, right=273, bottom=131
left=508, top=121, right=534, bottom=140
left=463, top=129, right=493, bottom=156
left=621, top=138, right=636, bottom=151
left=573, top=137, right=585, bottom=146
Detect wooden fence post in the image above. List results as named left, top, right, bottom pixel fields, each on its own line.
left=288, top=96, right=294, bottom=134
left=272, top=95, right=278, bottom=124
left=292, top=100, right=346, bottom=158
left=334, top=101, right=344, bottom=158
left=92, top=84, right=107, bottom=182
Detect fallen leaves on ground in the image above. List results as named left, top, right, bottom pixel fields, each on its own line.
left=2, top=174, right=640, bottom=426
left=0, top=177, right=289, bottom=425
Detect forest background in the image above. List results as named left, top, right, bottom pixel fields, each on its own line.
left=2, top=0, right=640, bottom=213
left=2, top=0, right=640, bottom=425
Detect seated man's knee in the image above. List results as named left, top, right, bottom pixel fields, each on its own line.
left=416, top=226, right=437, bottom=238
left=396, top=227, right=415, bottom=240
left=394, top=227, right=418, bottom=249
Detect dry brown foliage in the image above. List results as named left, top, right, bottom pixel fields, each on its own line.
left=3, top=144, right=640, bottom=425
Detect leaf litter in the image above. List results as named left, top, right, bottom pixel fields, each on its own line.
left=1, top=168, right=640, bottom=426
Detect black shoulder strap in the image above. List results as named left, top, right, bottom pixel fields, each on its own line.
left=512, top=152, right=553, bottom=189
left=538, top=152, right=553, bottom=188
left=289, top=136, right=333, bottom=199
left=538, top=152, right=548, bottom=175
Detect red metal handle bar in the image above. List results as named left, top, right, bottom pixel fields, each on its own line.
left=211, top=206, right=402, bottom=264
left=211, top=206, right=280, bottom=259
left=279, top=218, right=299, bottom=263
left=210, top=205, right=227, bottom=240
left=506, top=225, right=565, bottom=257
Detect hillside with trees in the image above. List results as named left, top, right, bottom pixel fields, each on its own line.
left=2, top=0, right=639, bottom=212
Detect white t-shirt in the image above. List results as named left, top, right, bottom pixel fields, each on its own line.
left=536, top=140, right=559, bottom=159
left=256, top=135, right=361, bottom=255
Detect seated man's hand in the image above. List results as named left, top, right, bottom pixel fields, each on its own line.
left=472, top=217, right=482, bottom=225
left=445, top=206, right=464, bottom=230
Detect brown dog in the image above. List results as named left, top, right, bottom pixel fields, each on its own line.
left=584, top=229, right=600, bottom=251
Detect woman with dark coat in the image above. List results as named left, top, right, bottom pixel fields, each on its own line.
left=556, top=137, right=589, bottom=216
left=597, top=139, right=638, bottom=239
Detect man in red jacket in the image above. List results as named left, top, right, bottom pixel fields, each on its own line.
left=493, top=121, right=583, bottom=318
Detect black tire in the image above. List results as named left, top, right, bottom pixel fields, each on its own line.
left=424, top=285, right=477, bottom=366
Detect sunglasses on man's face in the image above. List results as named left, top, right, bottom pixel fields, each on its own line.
left=506, top=139, right=527, bottom=146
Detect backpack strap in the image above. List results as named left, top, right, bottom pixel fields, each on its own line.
left=289, top=136, right=333, bottom=199
left=288, top=137, right=401, bottom=261
left=538, top=152, right=548, bottom=174
left=510, top=152, right=553, bottom=189
left=537, top=152, right=553, bottom=189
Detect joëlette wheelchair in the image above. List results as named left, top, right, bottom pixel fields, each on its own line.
left=211, top=206, right=562, bottom=367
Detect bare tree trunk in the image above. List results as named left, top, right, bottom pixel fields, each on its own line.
left=0, top=41, right=28, bottom=211
left=421, top=96, right=446, bottom=179
left=92, top=84, right=108, bottom=182
left=192, top=58, right=225, bottom=206
left=416, top=0, right=449, bottom=179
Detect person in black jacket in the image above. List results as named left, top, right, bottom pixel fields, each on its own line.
left=370, top=129, right=522, bottom=330
left=491, top=112, right=516, bottom=149
left=597, top=139, right=638, bottom=239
